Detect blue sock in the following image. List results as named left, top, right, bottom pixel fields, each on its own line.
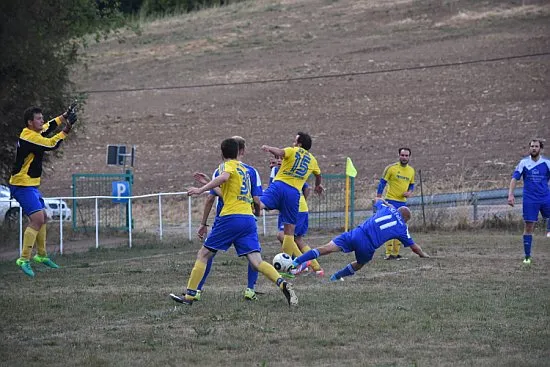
left=293, top=248, right=320, bottom=266
left=198, top=256, right=214, bottom=290
left=523, top=234, right=532, bottom=258
left=546, top=219, right=550, bottom=232
left=247, top=262, right=258, bottom=289
left=330, top=263, right=355, bottom=281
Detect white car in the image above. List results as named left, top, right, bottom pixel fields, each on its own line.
left=44, top=198, right=72, bottom=221
left=1, top=185, right=71, bottom=225
left=0, top=185, right=22, bottom=228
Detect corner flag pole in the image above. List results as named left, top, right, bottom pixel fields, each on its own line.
left=345, top=157, right=357, bottom=231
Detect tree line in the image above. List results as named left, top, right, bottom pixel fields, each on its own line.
left=0, top=0, right=242, bottom=183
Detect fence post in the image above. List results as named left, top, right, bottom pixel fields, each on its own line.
left=158, top=194, right=163, bottom=241
left=471, top=192, right=478, bottom=222
left=59, top=199, right=63, bottom=254
left=19, top=207, right=23, bottom=257
left=128, top=198, right=132, bottom=248
left=95, top=198, right=99, bottom=249
left=188, top=195, right=192, bottom=241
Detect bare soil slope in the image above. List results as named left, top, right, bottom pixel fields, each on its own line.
left=46, top=0, right=550, bottom=198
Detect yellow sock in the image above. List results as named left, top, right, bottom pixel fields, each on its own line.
left=185, top=260, right=207, bottom=299
left=392, top=240, right=401, bottom=256
left=36, top=224, right=47, bottom=257
left=21, top=227, right=39, bottom=260
left=384, top=241, right=393, bottom=257
left=282, top=235, right=302, bottom=257
left=301, top=245, right=321, bottom=271
left=257, top=261, right=284, bottom=288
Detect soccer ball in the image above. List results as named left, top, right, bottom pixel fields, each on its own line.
left=272, top=252, right=293, bottom=272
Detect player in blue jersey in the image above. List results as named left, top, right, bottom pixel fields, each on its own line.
left=261, top=132, right=324, bottom=263
left=290, top=199, right=429, bottom=281
left=507, top=139, right=550, bottom=265
left=170, top=138, right=297, bottom=306
left=193, top=136, right=263, bottom=301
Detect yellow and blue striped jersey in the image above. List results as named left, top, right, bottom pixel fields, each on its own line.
left=274, top=147, right=321, bottom=190
left=381, top=163, right=415, bottom=202
left=218, top=159, right=254, bottom=216
left=9, top=116, right=66, bottom=187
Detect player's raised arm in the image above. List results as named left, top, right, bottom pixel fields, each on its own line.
left=188, top=172, right=230, bottom=196
left=262, top=145, right=285, bottom=158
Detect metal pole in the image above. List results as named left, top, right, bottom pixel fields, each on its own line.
left=19, top=207, right=23, bottom=257
left=472, top=192, right=478, bottom=222
left=419, top=169, right=427, bottom=231
left=262, top=209, right=266, bottom=237
left=59, top=199, right=63, bottom=254
left=128, top=198, right=132, bottom=248
left=158, top=194, right=163, bottom=241
left=188, top=195, right=192, bottom=241
left=95, top=198, right=99, bottom=249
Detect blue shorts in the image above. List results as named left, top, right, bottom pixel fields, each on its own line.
left=261, top=181, right=300, bottom=225
left=523, top=201, right=550, bottom=222
left=333, top=227, right=376, bottom=265
left=386, top=199, right=407, bottom=209
left=204, top=215, right=261, bottom=256
left=278, top=211, right=309, bottom=236
left=9, top=185, right=45, bottom=216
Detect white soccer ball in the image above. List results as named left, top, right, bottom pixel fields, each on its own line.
left=272, top=252, right=293, bottom=272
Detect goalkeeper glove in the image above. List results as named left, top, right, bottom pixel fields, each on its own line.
left=67, top=111, right=77, bottom=125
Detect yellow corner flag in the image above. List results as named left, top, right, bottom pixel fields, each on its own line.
left=346, top=157, right=357, bottom=177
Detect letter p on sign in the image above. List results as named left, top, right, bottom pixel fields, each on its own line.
left=112, top=181, right=130, bottom=203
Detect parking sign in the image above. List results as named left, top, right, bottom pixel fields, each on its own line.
left=112, top=181, right=130, bottom=203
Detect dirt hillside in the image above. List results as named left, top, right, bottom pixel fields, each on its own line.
left=44, top=0, right=550, bottom=198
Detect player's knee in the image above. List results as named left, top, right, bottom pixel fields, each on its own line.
left=29, top=211, right=46, bottom=228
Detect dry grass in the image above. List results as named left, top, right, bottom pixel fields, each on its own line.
left=0, top=231, right=549, bottom=366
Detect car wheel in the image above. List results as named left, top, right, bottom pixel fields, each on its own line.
left=4, top=208, right=27, bottom=230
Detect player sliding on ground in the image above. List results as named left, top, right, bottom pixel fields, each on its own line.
left=290, top=198, right=430, bottom=281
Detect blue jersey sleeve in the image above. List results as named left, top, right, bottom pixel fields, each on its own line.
left=248, top=166, right=263, bottom=197
left=209, top=169, right=220, bottom=196
left=377, top=179, right=387, bottom=195
left=269, top=166, right=279, bottom=185
left=398, top=227, right=415, bottom=247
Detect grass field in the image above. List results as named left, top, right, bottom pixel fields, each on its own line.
left=1, top=231, right=549, bottom=367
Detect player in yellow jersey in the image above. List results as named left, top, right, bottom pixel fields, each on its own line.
left=376, top=148, right=415, bottom=260
left=275, top=182, right=325, bottom=277
left=170, top=138, right=297, bottom=306
left=261, top=132, right=324, bottom=263
left=9, top=105, right=77, bottom=277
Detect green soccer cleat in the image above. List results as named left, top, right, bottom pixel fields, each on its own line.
left=16, top=258, right=35, bottom=277
left=523, top=257, right=532, bottom=265
left=244, top=288, right=258, bottom=301
left=193, top=290, right=202, bottom=301
left=33, top=255, right=60, bottom=269
left=278, top=271, right=295, bottom=279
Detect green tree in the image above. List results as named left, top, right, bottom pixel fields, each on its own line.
left=0, top=0, right=122, bottom=183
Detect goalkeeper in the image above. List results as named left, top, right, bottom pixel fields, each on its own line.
left=9, top=103, right=77, bottom=277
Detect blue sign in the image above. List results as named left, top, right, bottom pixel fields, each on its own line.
left=112, top=181, right=130, bottom=203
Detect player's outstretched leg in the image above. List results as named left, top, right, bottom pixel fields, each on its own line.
left=249, top=253, right=298, bottom=306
